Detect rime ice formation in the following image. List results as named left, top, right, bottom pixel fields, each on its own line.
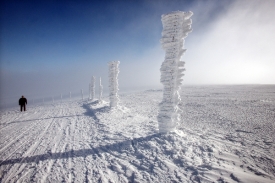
left=108, top=61, right=120, bottom=108
left=89, top=84, right=91, bottom=99
left=99, top=77, right=103, bottom=102
left=91, top=76, right=96, bottom=100
left=158, top=11, right=193, bottom=133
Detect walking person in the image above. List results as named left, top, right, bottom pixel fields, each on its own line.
left=19, top=96, right=27, bottom=111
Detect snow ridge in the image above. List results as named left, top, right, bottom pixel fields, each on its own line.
left=158, top=11, right=193, bottom=133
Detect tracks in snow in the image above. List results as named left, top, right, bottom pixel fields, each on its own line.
left=0, top=102, right=101, bottom=182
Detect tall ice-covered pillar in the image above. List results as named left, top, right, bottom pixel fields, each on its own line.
left=158, top=11, right=193, bottom=133
left=91, top=76, right=95, bottom=100
left=99, top=77, right=103, bottom=102
left=108, top=61, right=120, bottom=108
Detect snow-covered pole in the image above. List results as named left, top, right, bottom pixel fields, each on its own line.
left=158, top=11, right=193, bottom=133
left=99, top=77, right=103, bottom=102
left=91, top=76, right=96, bottom=101
left=108, top=61, right=120, bottom=108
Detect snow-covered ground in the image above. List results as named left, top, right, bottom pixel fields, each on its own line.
left=0, top=85, right=274, bottom=182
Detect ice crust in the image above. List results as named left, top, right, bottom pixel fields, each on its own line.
left=108, top=61, right=120, bottom=108
left=158, top=11, right=193, bottom=133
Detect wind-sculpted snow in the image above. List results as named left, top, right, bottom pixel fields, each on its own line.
left=158, top=11, right=193, bottom=133
left=0, top=85, right=274, bottom=182
left=108, top=61, right=120, bottom=108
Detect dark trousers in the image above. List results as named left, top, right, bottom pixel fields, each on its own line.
left=20, top=105, right=26, bottom=111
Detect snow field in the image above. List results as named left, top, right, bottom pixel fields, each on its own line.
left=0, top=85, right=274, bottom=182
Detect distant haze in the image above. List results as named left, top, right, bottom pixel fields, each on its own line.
left=1, top=0, right=274, bottom=107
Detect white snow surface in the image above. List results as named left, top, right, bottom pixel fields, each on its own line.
left=0, top=85, right=274, bottom=183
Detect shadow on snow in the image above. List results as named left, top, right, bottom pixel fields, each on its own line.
left=82, top=100, right=110, bottom=121
left=1, top=100, right=148, bottom=166
left=0, top=115, right=83, bottom=126
left=0, top=133, right=162, bottom=166
left=1, top=101, right=107, bottom=126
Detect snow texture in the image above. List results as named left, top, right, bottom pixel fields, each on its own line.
left=0, top=85, right=274, bottom=183
left=108, top=61, right=120, bottom=108
left=99, top=77, right=103, bottom=102
left=158, top=11, right=193, bottom=133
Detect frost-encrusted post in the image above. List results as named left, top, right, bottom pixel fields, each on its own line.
left=158, top=11, right=193, bottom=133
left=91, top=76, right=96, bottom=101
left=89, top=84, right=91, bottom=99
left=99, top=77, right=103, bottom=102
left=108, top=61, right=120, bottom=108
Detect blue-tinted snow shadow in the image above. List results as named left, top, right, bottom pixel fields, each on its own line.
left=82, top=103, right=99, bottom=121
left=0, top=115, right=83, bottom=126
left=0, top=133, right=162, bottom=166
left=82, top=101, right=110, bottom=121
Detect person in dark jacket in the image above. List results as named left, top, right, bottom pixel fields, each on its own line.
left=19, top=96, right=27, bottom=111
